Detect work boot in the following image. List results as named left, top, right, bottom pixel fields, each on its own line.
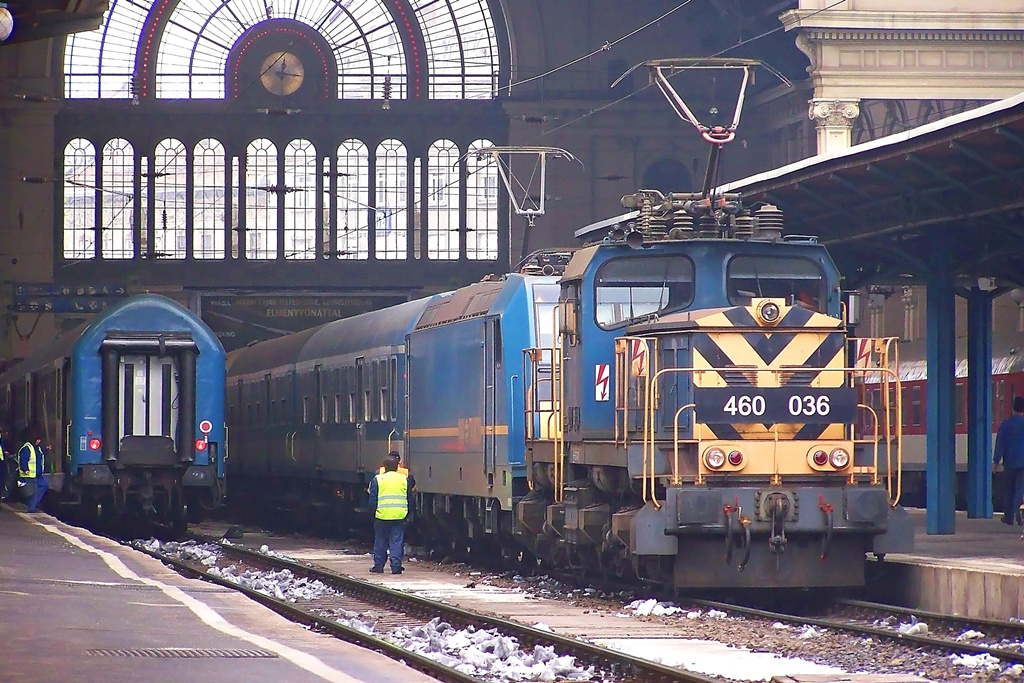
left=369, top=566, right=384, bottom=574
left=391, top=566, right=404, bottom=575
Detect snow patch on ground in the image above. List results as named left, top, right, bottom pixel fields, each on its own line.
left=135, top=538, right=222, bottom=566
left=207, top=565, right=337, bottom=602
left=949, top=653, right=1001, bottom=669
left=595, top=638, right=845, bottom=682
left=388, top=618, right=594, bottom=682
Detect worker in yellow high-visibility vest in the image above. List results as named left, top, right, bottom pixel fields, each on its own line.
left=368, top=453, right=411, bottom=574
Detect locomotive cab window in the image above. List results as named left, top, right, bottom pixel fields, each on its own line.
left=595, top=256, right=694, bottom=330
left=727, top=256, right=825, bottom=312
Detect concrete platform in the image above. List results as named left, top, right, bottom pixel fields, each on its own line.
left=0, top=505, right=438, bottom=683
left=865, top=508, right=1024, bottom=620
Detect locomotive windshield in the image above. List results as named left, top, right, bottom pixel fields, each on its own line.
left=595, top=256, right=695, bottom=329
left=727, top=255, right=825, bottom=312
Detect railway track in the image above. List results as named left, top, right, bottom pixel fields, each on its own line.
left=137, top=536, right=722, bottom=683
left=690, top=597, right=1024, bottom=665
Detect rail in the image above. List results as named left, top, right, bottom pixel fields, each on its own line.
left=146, top=538, right=724, bottom=683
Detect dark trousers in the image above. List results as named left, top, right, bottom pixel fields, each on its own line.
left=1002, top=467, right=1024, bottom=522
left=373, top=519, right=405, bottom=570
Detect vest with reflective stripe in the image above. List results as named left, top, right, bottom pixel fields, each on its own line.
left=374, top=470, right=408, bottom=521
left=20, top=443, right=40, bottom=479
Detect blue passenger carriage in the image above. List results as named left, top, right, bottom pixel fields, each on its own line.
left=226, top=299, right=432, bottom=526
left=0, top=294, right=225, bottom=531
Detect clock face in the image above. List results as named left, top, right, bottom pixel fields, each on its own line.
left=260, top=51, right=305, bottom=96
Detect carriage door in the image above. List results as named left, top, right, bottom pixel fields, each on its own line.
left=119, top=355, right=179, bottom=446
left=483, top=318, right=499, bottom=487
left=355, top=357, right=366, bottom=471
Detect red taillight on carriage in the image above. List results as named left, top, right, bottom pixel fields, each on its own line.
left=195, top=439, right=208, bottom=451
left=812, top=449, right=828, bottom=466
left=89, top=438, right=101, bottom=450
left=727, top=450, right=743, bottom=466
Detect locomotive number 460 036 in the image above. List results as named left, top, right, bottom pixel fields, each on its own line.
left=693, top=387, right=858, bottom=423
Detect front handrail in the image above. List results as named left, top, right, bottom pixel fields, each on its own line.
left=625, top=360, right=904, bottom=508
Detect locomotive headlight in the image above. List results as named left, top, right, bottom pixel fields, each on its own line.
left=830, top=448, right=850, bottom=468
left=811, top=449, right=828, bottom=466
left=704, top=448, right=726, bottom=469
left=758, top=301, right=781, bottom=325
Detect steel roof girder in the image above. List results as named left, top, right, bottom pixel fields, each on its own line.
left=904, top=153, right=973, bottom=195
left=995, top=126, right=1024, bottom=152
left=865, top=163, right=946, bottom=214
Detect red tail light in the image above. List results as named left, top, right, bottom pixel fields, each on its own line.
left=89, top=438, right=101, bottom=451
left=812, top=449, right=828, bottom=466
left=195, top=439, right=208, bottom=451
left=727, top=450, right=743, bottom=466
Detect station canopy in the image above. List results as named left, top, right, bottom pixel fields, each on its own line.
left=719, top=92, right=1024, bottom=289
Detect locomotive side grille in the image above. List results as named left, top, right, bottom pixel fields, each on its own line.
left=778, top=368, right=818, bottom=387
left=718, top=367, right=757, bottom=386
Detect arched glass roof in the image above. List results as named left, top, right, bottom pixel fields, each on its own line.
left=64, top=0, right=500, bottom=100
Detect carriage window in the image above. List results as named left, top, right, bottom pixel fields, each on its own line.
left=911, top=385, right=922, bottom=427
left=380, top=359, right=389, bottom=422
left=595, top=256, right=694, bottom=330
left=900, top=387, right=908, bottom=428
left=321, top=395, right=329, bottom=424
left=349, top=364, right=358, bottom=423
left=390, top=357, right=399, bottom=421
left=727, top=256, right=825, bottom=312
left=335, top=394, right=343, bottom=423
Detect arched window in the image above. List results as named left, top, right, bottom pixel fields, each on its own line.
left=427, top=139, right=459, bottom=260
left=63, top=1, right=149, bottom=98
left=337, top=139, right=369, bottom=260
left=64, top=0, right=502, bottom=101
left=375, top=139, right=407, bottom=260
left=466, top=138, right=497, bottom=260
left=154, top=138, right=187, bottom=259
left=101, top=138, right=135, bottom=259
left=193, top=139, right=226, bottom=259
left=245, top=138, right=278, bottom=260
left=413, top=0, right=499, bottom=99
left=63, top=138, right=96, bottom=259
left=284, top=139, right=317, bottom=260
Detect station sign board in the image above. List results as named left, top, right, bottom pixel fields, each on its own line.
left=200, top=293, right=409, bottom=351
left=12, top=283, right=128, bottom=313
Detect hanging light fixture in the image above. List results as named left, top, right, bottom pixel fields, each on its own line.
left=381, top=56, right=392, bottom=110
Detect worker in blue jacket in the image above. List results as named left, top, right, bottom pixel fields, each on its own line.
left=994, top=396, right=1024, bottom=525
left=18, top=424, right=48, bottom=513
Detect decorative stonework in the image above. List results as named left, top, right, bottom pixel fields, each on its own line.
left=783, top=9, right=1024, bottom=101
left=808, top=98, right=860, bottom=154
left=809, top=98, right=859, bottom=127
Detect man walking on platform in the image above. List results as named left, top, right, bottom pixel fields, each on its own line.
left=994, top=396, right=1024, bottom=525
left=368, top=453, right=410, bottom=574
left=18, top=425, right=48, bottom=513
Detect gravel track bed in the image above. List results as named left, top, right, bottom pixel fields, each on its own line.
left=184, top=522, right=1024, bottom=683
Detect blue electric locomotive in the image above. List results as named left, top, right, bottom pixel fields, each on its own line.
left=0, top=294, right=225, bottom=531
